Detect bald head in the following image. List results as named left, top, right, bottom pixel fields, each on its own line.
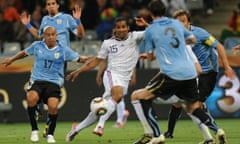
left=43, top=26, right=58, bottom=48
left=43, top=26, right=56, bottom=33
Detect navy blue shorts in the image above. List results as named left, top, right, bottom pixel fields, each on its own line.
left=27, top=81, right=61, bottom=104
left=146, top=72, right=199, bottom=103
left=198, top=70, right=217, bottom=102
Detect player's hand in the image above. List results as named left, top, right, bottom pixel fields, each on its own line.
left=139, top=53, right=148, bottom=59
left=20, top=11, right=31, bottom=25
left=79, top=55, right=93, bottom=63
left=72, top=4, right=82, bottom=20
left=135, top=17, right=149, bottom=27
left=224, top=66, right=236, bottom=80
left=96, top=74, right=102, bottom=87
left=1, top=57, right=13, bottom=67
left=66, top=71, right=80, bottom=82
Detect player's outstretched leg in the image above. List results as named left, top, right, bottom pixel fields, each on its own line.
left=93, top=98, right=116, bottom=136
left=132, top=99, right=163, bottom=144
left=113, top=99, right=130, bottom=128
left=66, top=123, right=79, bottom=142
left=202, top=103, right=227, bottom=144
left=66, top=112, right=98, bottom=141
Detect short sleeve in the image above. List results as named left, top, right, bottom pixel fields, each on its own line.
left=97, top=40, right=108, bottom=59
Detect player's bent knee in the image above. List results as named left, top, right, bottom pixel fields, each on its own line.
left=26, top=91, right=39, bottom=106
left=185, top=101, right=201, bottom=113
left=131, top=88, right=153, bottom=101
left=48, top=106, right=58, bottom=114
left=131, top=89, right=142, bottom=101
left=27, top=96, right=39, bottom=107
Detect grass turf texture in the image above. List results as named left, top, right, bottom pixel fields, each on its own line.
left=0, top=119, right=238, bottom=144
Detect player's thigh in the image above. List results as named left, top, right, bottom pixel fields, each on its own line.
left=103, top=71, right=128, bottom=99
left=47, top=97, right=60, bottom=114
left=43, top=82, right=61, bottom=106
left=176, top=78, right=198, bottom=102
left=26, top=82, right=42, bottom=105
left=131, top=88, right=154, bottom=101
left=111, top=86, right=124, bottom=102
left=198, top=71, right=217, bottom=101
left=147, top=73, right=179, bottom=100
left=26, top=90, right=40, bottom=106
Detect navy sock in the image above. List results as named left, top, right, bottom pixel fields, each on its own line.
left=47, top=114, right=58, bottom=135
left=27, top=106, right=38, bottom=131
left=167, top=106, right=182, bottom=135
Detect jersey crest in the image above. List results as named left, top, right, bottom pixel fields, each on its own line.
left=54, top=52, right=60, bottom=59
left=56, top=19, right=62, bottom=25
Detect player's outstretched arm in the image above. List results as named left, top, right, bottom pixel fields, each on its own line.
left=216, top=43, right=236, bottom=79
left=1, top=51, right=27, bottom=67
left=72, top=4, right=85, bottom=37
left=96, top=59, right=107, bottom=87
left=20, top=11, right=40, bottom=40
left=232, top=44, right=240, bottom=55
left=66, top=57, right=102, bottom=82
left=77, top=55, right=93, bottom=63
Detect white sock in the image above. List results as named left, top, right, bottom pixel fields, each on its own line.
left=97, top=98, right=116, bottom=128
left=75, top=112, right=98, bottom=132
left=188, top=113, right=213, bottom=140
left=116, top=99, right=126, bottom=124
left=132, top=100, right=153, bottom=135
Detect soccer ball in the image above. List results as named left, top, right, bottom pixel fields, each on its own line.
left=90, top=97, right=108, bottom=116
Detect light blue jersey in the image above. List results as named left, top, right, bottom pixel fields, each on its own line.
left=190, top=25, right=219, bottom=73
left=145, top=17, right=197, bottom=80
left=25, top=41, right=80, bottom=87
left=39, top=13, right=78, bottom=47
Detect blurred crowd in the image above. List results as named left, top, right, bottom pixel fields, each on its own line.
left=0, top=0, right=216, bottom=53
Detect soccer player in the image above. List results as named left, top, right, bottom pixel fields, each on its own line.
left=20, top=0, right=85, bottom=137
left=130, top=1, right=223, bottom=144
left=163, top=9, right=235, bottom=144
left=1, top=26, right=90, bottom=143
left=65, top=16, right=148, bottom=142
left=20, top=0, right=85, bottom=45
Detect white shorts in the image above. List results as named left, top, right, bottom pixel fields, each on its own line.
left=102, top=70, right=129, bottom=100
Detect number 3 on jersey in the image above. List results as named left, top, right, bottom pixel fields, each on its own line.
left=165, top=27, right=180, bottom=48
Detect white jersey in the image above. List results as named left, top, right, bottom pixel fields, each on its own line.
left=97, top=31, right=144, bottom=81
left=186, top=45, right=198, bottom=63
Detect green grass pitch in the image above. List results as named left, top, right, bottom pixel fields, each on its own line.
left=0, top=119, right=238, bottom=144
